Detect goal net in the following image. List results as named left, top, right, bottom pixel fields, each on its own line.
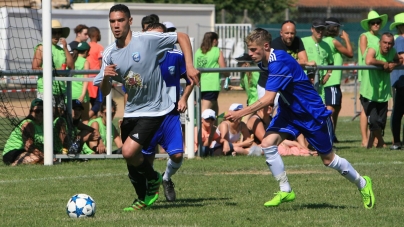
left=0, top=5, right=72, bottom=153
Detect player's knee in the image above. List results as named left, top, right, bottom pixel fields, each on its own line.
left=263, top=145, right=278, bottom=159
left=368, top=116, right=383, bottom=131
left=170, top=153, right=183, bottom=163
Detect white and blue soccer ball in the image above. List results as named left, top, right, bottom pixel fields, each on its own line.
left=66, top=194, right=96, bottom=218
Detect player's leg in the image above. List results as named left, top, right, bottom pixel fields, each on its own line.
left=325, top=85, right=342, bottom=142
left=159, top=113, right=184, bottom=202
left=390, top=87, right=404, bottom=149
left=306, top=117, right=375, bottom=209
left=121, top=116, right=165, bottom=209
left=261, top=115, right=298, bottom=207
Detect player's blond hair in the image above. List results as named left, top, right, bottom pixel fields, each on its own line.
left=245, top=28, right=272, bottom=46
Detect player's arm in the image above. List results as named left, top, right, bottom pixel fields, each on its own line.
left=32, top=45, right=43, bottom=70
left=297, top=50, right=308, bottom=66
left=365, top=48, right=387, bottom=67
left=333, top=31, right=353, bottom=58
left=178, top=82, right=194, bottom=113
left=176, top=32, right=200, bottom=86
left=359, top=34, right=368, bottom=56
left=60, top=38, right=74, bottom=70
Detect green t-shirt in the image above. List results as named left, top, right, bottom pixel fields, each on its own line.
left=35, top=44, right=67, bottom=95
left=240, top=71, right=259, bottom=106
left=302, top=36, right=333, bottom=98
left=81, top=117, right=117, bottom=154
left=360, top=44, right=396, bottom=102
left=358, top=32, right=380, bottom=81
left=72, top=56, right=89, bottom=102
left=3, top=119, right=44, bottom=155
left=194, top=47, right=220, bottom=92
left=53, top=117, right=67, bottom=154
left=323, top=37, right=343, bottom=87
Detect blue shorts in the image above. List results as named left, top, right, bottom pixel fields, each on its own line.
left=142, top=112, right=184, bottom=156
left=268, top=114, right=334, bottom=154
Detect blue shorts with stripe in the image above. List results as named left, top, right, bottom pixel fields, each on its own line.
left=268, top=113, right=334, bottom=154
left=142, top=111, right=184, bottom=156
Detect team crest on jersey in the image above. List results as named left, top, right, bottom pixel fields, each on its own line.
left=168, top=66, right=175, bottom=75
left=132, top=52, right=140, bottom=62
left=124, top=70, right=143, bottom=89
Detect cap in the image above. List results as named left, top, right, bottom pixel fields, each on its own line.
left=229, top=103, right=243, bottom=111
left=235, top=53, right=253, bottom=63
left=72, top=99, right=84, bottom=110
left=312, top=18, right=326, bottom=28
left=75, top=42, right=90, bottom=51
left=163, top=21, right=176, bottom=30
left=30, top=98, right=43, bottom=109
left=201, top=109, right=216, bottom=120
left=326, top=17, right=341, bottom=26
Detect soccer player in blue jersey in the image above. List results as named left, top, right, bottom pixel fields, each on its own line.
left=93, top=4, right=199, bottom=210
left=121, top=23, right=193, bottom=205
left=225, top=28, right=375, bottom=209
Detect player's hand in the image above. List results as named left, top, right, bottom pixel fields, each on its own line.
left=59, top=38, right=67, bottom=49
left=177, top=99, right=187, bottom=113
left=97, top=142, right=106, bottom=154
left=225, top=110, right=242, bottom=122
left=186, top=66, right=200, bottom=87
left=305, top=60, right=316, bottom=66
left=387, top=63, right=396, bottom=72
left=89, top=131, right=100, bottom=141
left=104, top=64, right=118, bottom=77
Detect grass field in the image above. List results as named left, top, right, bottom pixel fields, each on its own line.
left=1, top=117, right=404, bottom=227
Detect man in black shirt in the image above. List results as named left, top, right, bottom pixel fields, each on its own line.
left=258, top=20, right=315, bottom=97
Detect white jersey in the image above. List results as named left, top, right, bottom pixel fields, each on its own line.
left=94, top=31, right=177, bottom=117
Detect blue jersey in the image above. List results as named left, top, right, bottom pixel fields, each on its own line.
left=159, top=50, right=189, bottom=109
left=141, top=50, right=189, bottom=155
left=259, top=49, right=331, bottom=126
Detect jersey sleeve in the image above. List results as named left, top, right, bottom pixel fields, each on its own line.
left=297, top=37, right=305, bottom=52
left=265, top=61, right=293, bottom=92
left=93, top=48, right=112, bottom=86
left=142, top=31, right=177, bottom=56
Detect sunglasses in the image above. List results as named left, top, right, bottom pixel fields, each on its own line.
left=204, top=117, right=215, bottom=121
left=34, top=109, right=43, bottom=113
left=369, top=20, right=381, bottom=25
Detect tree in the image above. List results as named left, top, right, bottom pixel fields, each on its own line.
left=90, top=0, right=298, bottom=24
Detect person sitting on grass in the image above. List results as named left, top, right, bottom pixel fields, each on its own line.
left=81, top=98, right=122, bottom=154
left=194, top=109, right=222, bottom=157
left=2, top=98, right=44, bottom=166
left=216, top=103, right=255, bottom=156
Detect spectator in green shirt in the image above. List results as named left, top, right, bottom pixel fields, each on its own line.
left=361, top=32, right=401, bottom=148
left=323, top=17, right=353, bottom=143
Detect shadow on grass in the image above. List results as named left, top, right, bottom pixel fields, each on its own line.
left=294, top=203, right=352, bottom=209
left=152, top=197, right=234, bottom=209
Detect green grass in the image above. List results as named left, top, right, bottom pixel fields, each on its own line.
left=1, top=117, right=404, bottom=227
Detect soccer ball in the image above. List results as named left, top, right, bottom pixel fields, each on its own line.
left=66, top=194, right=96, bottom=218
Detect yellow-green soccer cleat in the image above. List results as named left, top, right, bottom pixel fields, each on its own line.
left=123, top=199, right=148, bottom=211
left=144, top=172, right=162, bottom=206
left=264, top=190, right=296, bottom=207
left=360, top=176, right=375, bottom=209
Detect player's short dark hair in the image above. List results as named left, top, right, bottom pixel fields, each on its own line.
left=88, top=26, right=101, bottom=40
left=110, top=4, right=131, bottom=19
left=146, top=23, right=167, bottom=33
left=141, top=15, right=158, bottom=31
left=149, top=14, right=160, bottom=23
left=282, top=20, right=296, bottom=26
left=246, top=28, right=272, bottom=46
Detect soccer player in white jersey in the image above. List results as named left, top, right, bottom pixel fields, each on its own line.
left=121, top=23, right=193, bottom=206
left=93, top=4, right=199, bottom=210
left=225, top=28, right=375, bottom=209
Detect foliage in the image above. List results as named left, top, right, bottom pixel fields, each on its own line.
left=83, top=0, right=298, bottom=24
